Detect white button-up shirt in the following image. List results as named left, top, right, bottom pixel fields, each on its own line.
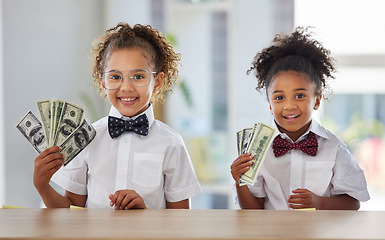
left=52, top=105, right=202, bottom=208
left=235, top=120, right=370, bottom=209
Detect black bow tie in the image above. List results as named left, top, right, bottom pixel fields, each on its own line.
left=108, top=114, right=149, bottom=138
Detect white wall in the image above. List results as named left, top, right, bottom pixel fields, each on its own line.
left=0, top=0, right=5, bottom=206
left=2, top=0, right=107, bottom=207
left=103, top=0, right=152, bottom=29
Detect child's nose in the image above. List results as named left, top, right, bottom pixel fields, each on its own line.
left=284, top=99, right=297, bottom=110
left=119, top=76, right=135, bottom=91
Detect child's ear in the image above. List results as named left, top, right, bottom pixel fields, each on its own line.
left=313, top=94, right=322, bottom=110
left=100, top=78, right=107, bottom=94
left=153, top=72, right=164, bottom=94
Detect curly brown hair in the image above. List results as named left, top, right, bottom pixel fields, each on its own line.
left=247, top=26, right=336, bottom=97
left=90, top=22, right=181, bottom=102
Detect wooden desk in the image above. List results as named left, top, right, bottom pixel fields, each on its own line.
left=0, top=209, right=384, bottom=239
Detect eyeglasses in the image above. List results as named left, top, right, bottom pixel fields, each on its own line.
left=101, top=68, right=157, bottom=90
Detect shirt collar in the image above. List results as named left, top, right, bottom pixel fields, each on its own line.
left=272, top=119, right=329, bottom=142
left=108, top=104, right=155, bottom=128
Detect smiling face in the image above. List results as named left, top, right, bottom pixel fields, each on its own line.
left=267, top=70, right=321, bottom=142
left=103, top=48, right=163, bottom=117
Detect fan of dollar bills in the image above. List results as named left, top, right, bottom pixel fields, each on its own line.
left=16, top=99, right=96, bottom=166
left=236, top=122, right=275, bottom=186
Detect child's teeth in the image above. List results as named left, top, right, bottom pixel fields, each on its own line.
left=286, top=115, right=298, bottom=118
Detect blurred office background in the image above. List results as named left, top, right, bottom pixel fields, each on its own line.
left=0, top=0, right=384, bottom=210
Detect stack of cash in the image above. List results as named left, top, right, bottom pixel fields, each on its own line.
left=16, top=99, right=96, bottom=166
left=236, top=123, right=275, bottom=186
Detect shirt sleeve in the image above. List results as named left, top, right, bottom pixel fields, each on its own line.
left=51, top=149, right=88, bottom=195
left=162, top=136, right=202, bottom=202
left=330, top=143, right=370, bottom=202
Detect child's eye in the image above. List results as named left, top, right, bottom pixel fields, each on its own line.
left=274, top=96, right=284, bottom=101
left=296, top=93, right=305, bottom=99
left=132, top=74, right=145, bottom=80
left=109, top=74, right=122, bottom=81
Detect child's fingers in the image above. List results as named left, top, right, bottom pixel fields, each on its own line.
left=232, top=153, right=252, bottom=164
left=231, top=157, right=253, bottom=182
left=120, top=193, right=137, bottom=209
left=288, top=203, right=306, bottom=209
left=287, top=196, right=304, bottom=204
left=35, top=151, right=64, bottom=169
left=37, top=146, right=62, bottom=160
left=109, top=192, right=120, bottom=208
left=288, top=193, right=309, bottom=201
left=46, top=158, right=64, bottom=172
left=232, top=160, right=253, bottom=171
left=116, top=192, right=131, bottom=209
left=33, top=151, right=64, bottom=189
left=123, top=193, right=146, bottom=209
left=110, top=190, right=131, bottom=209
left=35, top=152, right=64, bottom=171
left=231, top=154, right=253, bottom=170
left=288, top=191, right=313, bottom=209
left=291, top=188, right=308, bottom=194
left=124, top=197, right=145, bottom=210
left=288, top=200, right=312, bottom=209
left=231, top=163, right=251, bottom=178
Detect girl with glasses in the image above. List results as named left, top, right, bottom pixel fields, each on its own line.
left=33, top=22, right=201, bottom=209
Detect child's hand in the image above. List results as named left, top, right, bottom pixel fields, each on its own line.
left=231, top=153, right=253, bottom=184
left=109, top=190, right=146, bottom=210
left=287, top=188, right=320, bottom=209
left=33, top=146, right=64, bottom=191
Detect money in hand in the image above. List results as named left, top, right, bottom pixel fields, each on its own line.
left=16, top=111, right=48, bottom=153
left=17, top=99, right=96, bottom=166
left=52, top=101, right=84, bottom=146
left=60, top=119, right=96, bottom=166
left=236, top=123, right=275, bottom=186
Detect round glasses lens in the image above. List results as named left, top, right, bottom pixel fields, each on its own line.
left=129, top=69, right=151, bottom=87
left=104, top=71, right=123, bottom=89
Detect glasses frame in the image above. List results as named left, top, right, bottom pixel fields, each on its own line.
left=101, top=68, right=157, bottom=90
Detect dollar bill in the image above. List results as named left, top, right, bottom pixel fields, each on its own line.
left=49, top=99, right=57, bottom=144
left=53, top=101, right=84, bottom=146
left=238, top=123, right=275, bottom=186
left=236, top=130, right=243, bottom=156
left=51, top=99, right=65, bottom=144
left=60, top=119, right=96, bottom=166
left=16, top=111, right=48, bottom=153
left=36, top=99, right=53, bottom=146
left=240, top=127, right=253, bottom=154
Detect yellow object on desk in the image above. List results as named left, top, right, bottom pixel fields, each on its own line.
left=293, top=208, right=316, bottom=211
left=2, top=205, right=26, bottom=209
left=70, top=205, right=86, bottom=209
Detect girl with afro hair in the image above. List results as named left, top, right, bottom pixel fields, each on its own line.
left=231, top=27, right=370, bottom=210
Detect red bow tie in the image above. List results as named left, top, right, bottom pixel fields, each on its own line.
left=272, top=132, right=318, bottom=157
